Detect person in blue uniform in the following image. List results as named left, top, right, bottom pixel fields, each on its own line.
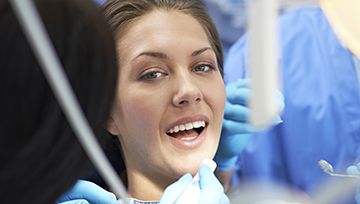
left=0, top=0, right=120, bottom=203
left=224, top=6, right=360, bottom=204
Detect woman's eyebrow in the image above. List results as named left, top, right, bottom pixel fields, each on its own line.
left=131, top=52, right=168, bottom=63
left=191, top=47, right=212, bottom=57
left=131, top=47, right=212, bottom=63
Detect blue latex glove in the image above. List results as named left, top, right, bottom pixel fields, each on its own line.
left=159, top=173, right=193, bottom=203
left=159, top=164, right=230, bottom=204
left=55, top=180, right=119, bottom=204
left=214, top=78, right=285, bottom=171
left=198, top=164, right=230, bottom=204
left=346, top=163, right=360, bottom=204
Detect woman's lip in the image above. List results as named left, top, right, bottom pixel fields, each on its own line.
left=167, top=125, right=207, bottom=150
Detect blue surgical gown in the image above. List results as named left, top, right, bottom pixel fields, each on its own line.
left=224, top=7, right=360, bottom=203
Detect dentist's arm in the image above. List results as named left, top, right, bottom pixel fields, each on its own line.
left=214, top=78, right=284, bottom=190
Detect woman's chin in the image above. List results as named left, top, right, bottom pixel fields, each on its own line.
left=170, top=157, right=214, bottom=177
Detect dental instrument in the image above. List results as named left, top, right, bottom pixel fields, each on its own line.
left=248, top=0, right=281, bottom=127
left=175, top=159, right=217, bottom=204
left=318, top=159, right=360, bottom=180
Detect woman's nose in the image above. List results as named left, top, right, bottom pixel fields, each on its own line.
left=172, top=74, right=203, bottom=107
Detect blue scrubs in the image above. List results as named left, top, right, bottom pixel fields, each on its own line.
left=225, top=7, right=360, bottom=203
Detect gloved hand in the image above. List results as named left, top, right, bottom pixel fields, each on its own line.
left=198, top=164, right=230, bottom=204
left=214, top=78, right=285, bottom=171
left=55, top=180, right=119, bottom=204
left=159, top=164, right=230, bottom=204
left=346, top=163, right=360, bottom=204
left=159, top=173, right=192, bottom=203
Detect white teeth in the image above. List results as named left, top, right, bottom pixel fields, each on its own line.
left=185, top=123, right=193, bottom=130
left=179, top=124, right=185, bottom=131
left=193, top=121, right=200, bottom=128
left=166, top=121, right=206, bottom=134
left=174, top=126, right=179, bottom=133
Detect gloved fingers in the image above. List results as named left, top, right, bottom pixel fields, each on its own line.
left=225, top=92, right=284, bottom=125
left=231, top=78, right=252, bottom=89
left=198, top=164, right=227, bottom=204
left=226, top=85, right=251, bottom=106
left=347, top=165, right=360, bottom=175
left=222, top=119, right=261, bottom=136
left=56, top=200, right=90, bottom=204
left=213, top=153, right=239, bottom=172
left=57, top=180, right=118, bottom=204
left=218, top=132, right=254, bottom=154
left=214, top=132, right=253, bottom=171
left=226, top=78, right=252, bottom=105
left=346, top=166, right=360, bottom=188
left=223, top=101, right=249, bottom=122
left=159, top=173, right=192, bottom=204
left=226, top=78, right=284, bottom=107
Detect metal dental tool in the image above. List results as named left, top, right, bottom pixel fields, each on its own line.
left=318, top=159, right=360, bottom=180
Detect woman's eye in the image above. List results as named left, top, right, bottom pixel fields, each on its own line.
left=192, top=64, right=213, bottom=72
left=141, top=72, right=164, bottom=80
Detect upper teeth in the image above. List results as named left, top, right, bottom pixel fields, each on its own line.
left=167, top=121, right=205, bottom=134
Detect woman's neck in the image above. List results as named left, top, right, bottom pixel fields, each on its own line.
left=126, top=168, right=177, bottom=201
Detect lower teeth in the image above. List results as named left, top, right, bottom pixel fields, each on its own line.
left=180, top=135, right=198, bottom=141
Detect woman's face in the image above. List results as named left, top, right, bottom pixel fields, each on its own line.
left=107, top=9, right=225, bottom=183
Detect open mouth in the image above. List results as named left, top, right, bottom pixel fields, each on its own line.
left=166, top=121, right=205, bottom=141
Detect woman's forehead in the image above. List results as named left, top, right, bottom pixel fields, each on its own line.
left=116, top=10, right=212, bottom=60
left=117, top=9, right=206, bottom=42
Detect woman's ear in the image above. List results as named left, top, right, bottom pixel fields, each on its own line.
left=104, top=117, right=120, bottom=135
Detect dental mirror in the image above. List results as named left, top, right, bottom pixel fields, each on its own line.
left=318, top=159, right=360, bottom=180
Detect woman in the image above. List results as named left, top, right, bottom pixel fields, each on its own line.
left=101, top=0, right=229, bottom=203
left=59, top=0, right=287, bottom=203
